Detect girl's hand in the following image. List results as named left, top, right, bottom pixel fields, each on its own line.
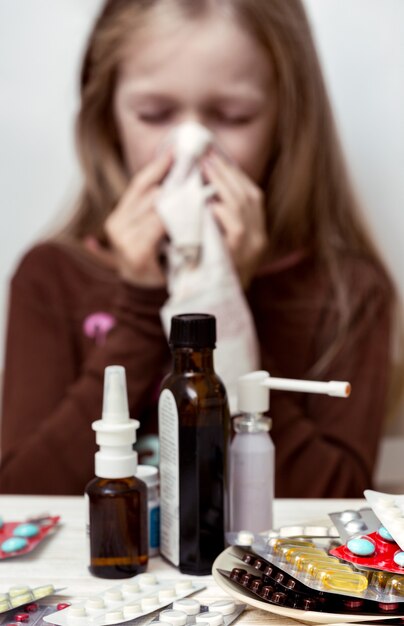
left=100, top=151, right=172, bottom=288
left=202, top=151, right=268, bottom=288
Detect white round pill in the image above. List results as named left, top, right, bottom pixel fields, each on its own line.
left=236, top=530, right=254, bottom=546
left=209, top=600, right=236, bottom=615
left=121, top=582, right=140, bottom=595
left=123, top=603, right=141, bottom=617
left=104, top=610, right=124, bottom=624
left=159, top=609, right=188, bottom=625
left=196, top=611, right=224, bottom=626
left=104, top=589, right=123, bottom=602
left=175, top=580, right=193, bottom=593
left=141, top=595, right=159, bottom=609
left=68, top=606, right=87, bottom=617
left=159, top=588, right=176, bottom=601
left=137, top=573, right=158, bottom=587
left=173, top=598, right=201, bottom=615
left=86, top=597, right=105, bottom=610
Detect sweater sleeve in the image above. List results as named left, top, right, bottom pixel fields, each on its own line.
left=266, top=273, right=393, bottom=498
left=0, top=246, right=169, bottom=495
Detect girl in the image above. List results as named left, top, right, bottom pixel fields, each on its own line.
left=0, top=0, right=398, bottom=496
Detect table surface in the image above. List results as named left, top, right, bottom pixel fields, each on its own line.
left=0, top=496, right=365, bottom=625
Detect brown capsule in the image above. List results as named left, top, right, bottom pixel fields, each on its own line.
left=250, top=579, right=263, bottom=594
left=242, top=553, right=255, bottom=565
left=274, top=572, right=286, bottom=584
left=271, top=591, right=287, bottom=605
left=301, top=598, right=317, bottom=611
left=253, top=559, right=265, bottom=571
left=260, top=585, right=274, bottom=599
left=263, top=565, right=274, bottom=578
left=344, top=599, right=364, bottom=610
left=240, top=573, right=254, bottom=587
left=230, top=568, right=246, bottom=582
left=379, top=602, right=399, bottom=612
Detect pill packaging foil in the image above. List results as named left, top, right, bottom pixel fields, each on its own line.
left=149, top=599, right=245, bottom=625
left=43, top=576, right=205, bottom=626
left=329, top=508, right=381, bottom=543
left=247, top=539, right=404, bottom=604
left=0, top=603, right=57, bottom=625
left=220, top=547, right=404, bottom=616
left=330, top=527, right=404, bottom=576
left=0, top=585, right=59, bottom=615
left=365, top=490, right=404, bottom=551
left=0, top=516, right=60, bottom=559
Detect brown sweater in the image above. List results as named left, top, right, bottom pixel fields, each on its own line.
left=0, top=242, right=393, bottom=496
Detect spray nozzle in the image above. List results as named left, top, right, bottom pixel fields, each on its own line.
left=237, top=370, right=351, bottom=413
left=92, top=366, right=139, bottom=479
left=102, top=365, right=129, bottom=423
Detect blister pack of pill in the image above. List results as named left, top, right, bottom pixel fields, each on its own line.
left=0, top=516, right=60, bottom=559
left=0, top=603, right=59, bottom=625
left=0, top=586, right=58, bottom=615
left=249, top=538, right=404, bottom=603
left=149, top=598, right=245, bottom=625
left=43, top=575, right=205, bottom=626
left=220, top=547, right=404, bottom=615
left=329, top=508, right=380, bottom=543
left=365, top=490, right=404, bottom=551
left=330, top=526, right=404, bottom=575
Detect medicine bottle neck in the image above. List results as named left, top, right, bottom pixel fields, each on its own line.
left=172, top=347, right=214, bottom=373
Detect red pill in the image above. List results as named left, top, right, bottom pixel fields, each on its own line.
left=14, top=615, right=30, bottom=623
left=57, top=603, right=71, bottom=611
left=24, top=604, right=38, bottom=612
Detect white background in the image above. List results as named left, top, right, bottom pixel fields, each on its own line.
left=0, top=0, right=403, bottom=371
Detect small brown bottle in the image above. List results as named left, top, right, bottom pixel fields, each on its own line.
left=85, top=366, right=148, bottom=578
left=158, top=314, right=230, bottom=575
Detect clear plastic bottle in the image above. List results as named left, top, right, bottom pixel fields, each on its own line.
left=85, top=366, right=148, bottom=578
left=158, top=314, right=230, bottom=574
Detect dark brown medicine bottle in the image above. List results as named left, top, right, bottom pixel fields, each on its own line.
left=158, top=314, right=230, bottom=575
left=85, top=365, right=148, bottom=579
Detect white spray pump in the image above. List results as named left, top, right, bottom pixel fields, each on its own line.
left=229, top=370, right=351, bottom=533
left=92, top=365, right=140, bottom=479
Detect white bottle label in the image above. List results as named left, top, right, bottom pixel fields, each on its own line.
left=158, top=389, right=179, bottom=566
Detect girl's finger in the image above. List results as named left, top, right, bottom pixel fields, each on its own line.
left=209, top=200, right=244, bottom=250
left=119, top=150, right=173, bottom=217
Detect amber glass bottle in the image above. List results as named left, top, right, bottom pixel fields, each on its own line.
left=159, top=314, right=230, bottom=575
left=86, top=475, right=148, bottom=578
left=85, top=365, right=148, bottom=579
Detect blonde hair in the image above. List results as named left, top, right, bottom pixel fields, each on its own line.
left=60, top=0, right=401, bottom=401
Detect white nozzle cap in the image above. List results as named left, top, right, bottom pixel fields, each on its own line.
left=237, top=370, right=351, bottom=413
left=237, top=370, right=270, bottom=413
left=92, top=366, right=139, bottom=479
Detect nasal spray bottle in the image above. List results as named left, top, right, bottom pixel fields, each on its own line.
left=85, top=365, right=148, bottom=578
left=229, top=371, right=351, bottom=533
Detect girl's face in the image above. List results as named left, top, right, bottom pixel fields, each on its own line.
left=113, top=12, right=278, bottom=184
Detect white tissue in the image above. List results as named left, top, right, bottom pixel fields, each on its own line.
left=156, top=122, right=259, bottom=412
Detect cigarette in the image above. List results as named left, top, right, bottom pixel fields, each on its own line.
left=261, top=377, right=351, bottom=398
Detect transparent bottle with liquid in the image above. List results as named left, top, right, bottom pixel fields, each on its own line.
left=158, top=314, right=230, bottom=575
left=85, top=366, right=148, bottom=579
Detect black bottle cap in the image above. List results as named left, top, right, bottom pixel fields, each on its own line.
left=169, top=314, right=216, bottom=349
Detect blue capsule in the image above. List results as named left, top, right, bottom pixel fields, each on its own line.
left=378, top=526, right=394, bottom=542
left=13, top=523, right=39, bottom=538
left=393, top=551, right=404, bottom=567
left=347, top=537, right=376, bottom=557
left=1, top=537, right=28, bottom=553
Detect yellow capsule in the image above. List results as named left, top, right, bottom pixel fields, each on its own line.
left=317, top=570, right=368, bottom=593
left=269, top=538, right=315, bottom=554
left=283, top=546, right=325, bottom=563
left=385, top=576, right=404, bottom=596
left=293, top=552, right=334, bottom=570
left=302, top=558, right=351, bottom=576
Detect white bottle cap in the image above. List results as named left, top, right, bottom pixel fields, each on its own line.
left=136, top=465, right=159, bottom=488
left=92, top=366, right=139, bottom=479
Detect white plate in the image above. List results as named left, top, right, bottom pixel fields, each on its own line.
left=212, top=546, right=404, bottom=624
